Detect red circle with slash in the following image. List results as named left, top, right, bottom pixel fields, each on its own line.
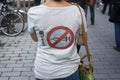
left=47, top=26, right=74, bottom=49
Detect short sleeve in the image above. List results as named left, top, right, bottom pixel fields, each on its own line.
left=27, top=9, right=36, bottom=33
left=76, top=6, right=87, bottom=34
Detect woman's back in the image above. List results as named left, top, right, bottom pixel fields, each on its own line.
left=27, top=0, right=87, bottom=79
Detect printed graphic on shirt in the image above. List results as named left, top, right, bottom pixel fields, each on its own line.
left=39, top=31, right=45, bottom=46
left=47, top=26, right=74, bottom=49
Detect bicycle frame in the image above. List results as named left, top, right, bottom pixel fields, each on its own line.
left=0, top=1, right=25, bottom=36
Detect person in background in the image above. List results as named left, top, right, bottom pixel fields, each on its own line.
left=68, top=0, right=93, bottom=18
left=27, top=0, right=87, bottom=80
left=68, top=0, right=93, bottom=53
left=68, top=0, right=88, bottom=53
left=101, top=0, right=112, bottom=15
left=88, top=0, right=96, bottom=25
left=109, top=0, right=120, bottom=52
left=96, top=0, right=100, bottom=9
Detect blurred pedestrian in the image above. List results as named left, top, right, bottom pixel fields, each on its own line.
left=101, top=0, right=112, bottom=15
left=68, top=0, right=93, bottom=53
left=109, top=0, right=120, bottom=52
left=27, top=0, right=87, bottom=80
left=68, top=0, right=93, bottom=17
left=88, top=0, right=96, bottom=25
left=96, top=0, right=100, bottom=9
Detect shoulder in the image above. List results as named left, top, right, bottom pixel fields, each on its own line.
left=27, top=5, right=43, bottom=15
left=71, top=5, right=84, bottom=12
left=75, top=5, right=85, bottom=14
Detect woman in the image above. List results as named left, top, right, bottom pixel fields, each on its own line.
left=109, top=0, right=120, bottom=52
left=27, top=0, right=87, bottom=79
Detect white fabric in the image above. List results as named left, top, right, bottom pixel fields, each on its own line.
left=27, top=4, right=87, bottom=79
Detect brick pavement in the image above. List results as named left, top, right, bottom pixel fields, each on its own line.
left=0, top=6, right=120, bottom=80
left=0, top=31, right=37, bottom=80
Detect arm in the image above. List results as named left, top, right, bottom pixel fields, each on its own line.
left=77, top=34, right=84, bottom=45
left=27, top=9, right=38, bottom=42
left=29, top=32, right=38, bottom=42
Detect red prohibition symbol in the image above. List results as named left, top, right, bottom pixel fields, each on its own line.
left=47, top=26, right=74, bottom=49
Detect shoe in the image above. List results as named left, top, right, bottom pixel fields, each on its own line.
left=91, top=22, right=94, bottom=25
left=91, top=21, right=94, bottom=25
left=100, top=2, right=103, bottom=6
left=114, top=46, right=120, bottom=52
left=96, top=7, right=99, bottom=10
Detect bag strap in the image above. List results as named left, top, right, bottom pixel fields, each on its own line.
left=76, top=4, right=92, bottom=64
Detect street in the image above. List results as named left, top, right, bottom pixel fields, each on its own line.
left=0, top=5, right=120, bottom=80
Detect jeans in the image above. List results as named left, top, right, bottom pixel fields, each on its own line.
left=84, top=5, right=95, bottom=25
left=89, top=5, right=95, bottom=25
left=115, top=23, right=120, bottom=48
left=36, top=70, right=80, bottom=80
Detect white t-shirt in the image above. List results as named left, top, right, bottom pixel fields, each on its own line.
left=27, top=4, right=87, bottom=79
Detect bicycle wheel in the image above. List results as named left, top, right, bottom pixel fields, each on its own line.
left=18, top=10, right=28, bottom=32
left=1, top=12, right=24, bottom=36
left=14, top=9, right=27, bottom=32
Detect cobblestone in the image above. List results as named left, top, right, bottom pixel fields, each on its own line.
left=9, top=77, right=29, bottom=80
left=1, top=72, right=21, bottom=77
left=0, top=77, right=9, bottom=80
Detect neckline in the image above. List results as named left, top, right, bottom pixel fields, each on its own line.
left=41, top=4, right=75, bottom=9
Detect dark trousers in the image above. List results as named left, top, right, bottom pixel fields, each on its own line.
left=89, top=5, right=95, bottom=25
left=115, top=23, right=120, bottom=48
left=83, top=5, right=95, bottom=25
left=102, top=0, right=112, bottom=15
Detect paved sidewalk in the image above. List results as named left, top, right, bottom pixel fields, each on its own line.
left=0, top=6, right=120, bottom=80
left=85, top=7, right=120, bottom=80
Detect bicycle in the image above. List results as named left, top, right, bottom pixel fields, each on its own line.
left=14, top=9, right=28, bottom=32
left=0, top=0, right=25, bottom=37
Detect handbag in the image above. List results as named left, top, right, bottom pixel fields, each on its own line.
left=75, top=4, right=95, bottom=80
